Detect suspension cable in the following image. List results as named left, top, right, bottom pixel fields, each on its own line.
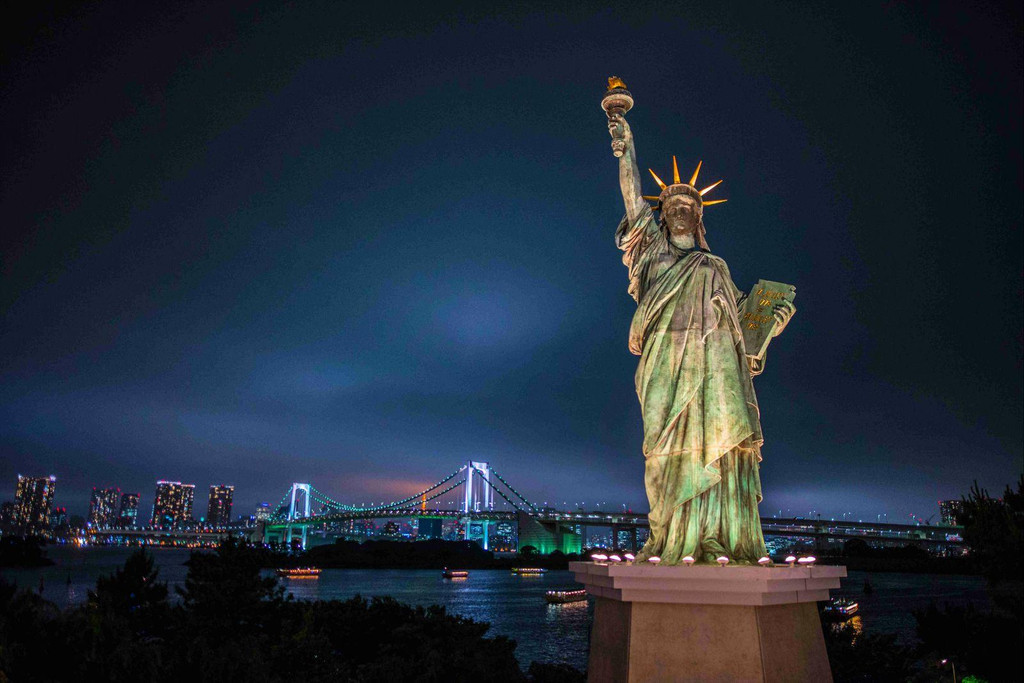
left=272, top=464, right=536, bottom=518
left=359, top=465, right=467, bottom=511
left=303, top=479, right=467, bottom=522
left=472, top=467, right=526, bottom=512
left=488, top=468, right=539, bottom=511
left=308, top=486, right=360, bottom=511
left=303, top=466, right=468, bottom=514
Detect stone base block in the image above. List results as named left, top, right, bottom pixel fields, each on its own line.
left=570, top=562, right=845, bottom=683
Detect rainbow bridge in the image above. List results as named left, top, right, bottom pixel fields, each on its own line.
left=256, top=460, right=965, bottom=555
left=259, top=461, right=581, bottom=553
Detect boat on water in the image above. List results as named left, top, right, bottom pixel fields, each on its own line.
left=442, top=568, right=469, bottom=579
left=822, top=598, right=859, bottom=621
left=276, top=567, right=322, bottom=579
left=545, top=589, right=587, bottom=604
left=511, top=567, right=547, bottom=575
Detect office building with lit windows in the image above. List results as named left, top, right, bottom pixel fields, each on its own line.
left=88, top=487, right=121, bottom=528
left=14, top=475, right=57, bottom=535
left=0, top=501, right=16, bottom=528
left=50, top=506, right=68, bottom=532
left=254, top=502, right=272, bottom=523
left=939, top=499, right=964, bottom=527
left=206, top=485, right=234, bottom=527
left=151, top=481, right=195, bottom=528
left=119, top=492, right=140, bottom=527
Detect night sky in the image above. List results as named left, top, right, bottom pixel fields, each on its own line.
left=2, top=2, right=1021, bottom=524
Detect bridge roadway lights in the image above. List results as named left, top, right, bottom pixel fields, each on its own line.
left=571, top=561, right=845, bottom=683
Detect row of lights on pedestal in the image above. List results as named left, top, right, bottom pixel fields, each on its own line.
left=590, top=553, right=817, bottom=567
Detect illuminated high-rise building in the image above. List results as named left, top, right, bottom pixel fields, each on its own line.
left=88, top=487, right=121, bottom=528
left=939, top=499, right=964, bottom=527
left=151, top=481, right=195, bottom=529
left=254, top=502, right=272, bottom=523
left=417, top=518, right=443, bottom=539
left=14, top=475, right=57, bottom=535
left=206, top=485, right=234, bottom=527
left=50, top=506, right=68, bottom=531
left=119, top=492, right=140, bottom=527
left=0, top=501, right=17, bottom=528
left=492, top=521, right=516, bottom=551
left=616, top=528, right=637, bottom=551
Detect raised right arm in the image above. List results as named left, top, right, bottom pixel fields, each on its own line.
left=608, top=114, right=647, bottom=224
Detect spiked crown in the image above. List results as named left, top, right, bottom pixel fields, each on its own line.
left=643, top=157, right=727, bottom=210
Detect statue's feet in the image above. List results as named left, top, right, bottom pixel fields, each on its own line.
left=634, top=540, right=660, bottom=563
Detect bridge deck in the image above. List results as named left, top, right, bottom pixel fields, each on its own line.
left=263, top=510, right=964, bottom=546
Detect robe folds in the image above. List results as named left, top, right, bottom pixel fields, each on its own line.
left=616, top=206, right=768, bottom=564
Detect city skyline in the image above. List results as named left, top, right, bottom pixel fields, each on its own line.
left=3, top=468, right=984, bottom=526
left=2, top=4, right=1021, bottom=524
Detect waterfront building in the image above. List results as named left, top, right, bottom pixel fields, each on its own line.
left=355, top=519, right=376, bottom=536
left=50, top=506, right=68, bottom=532
left=939, top=499, right=964, bottom=526
left=417, top=517, right=443, bottom=539
left=119, top=492, right=140, bottom=527
left=441, top=519, right=462, bottom=541
left=88, top=487, right=121, bottom=528
left=151, top=481, right=195, bottom=528
left=254, top=502, right=272, bottom=523
left=0, top=501, right=16, bottom=528
left=206, top=485, right=234, bottom=528
left=491, top=520, right=516, bottom=551
left=14, top=475, right=57, bottom=535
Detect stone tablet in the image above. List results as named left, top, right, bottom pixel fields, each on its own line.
left=739, top=279, right=796, bottom=361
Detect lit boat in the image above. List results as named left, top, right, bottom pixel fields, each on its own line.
left=276, top=567, right=322, bottom=578
left=442, top=568, right=469, bottom=579
left=511, top=567, right=548, bottom=575
left=822, top=598, right=859, bottom=620
left=545, top=589, right=587, bottom=604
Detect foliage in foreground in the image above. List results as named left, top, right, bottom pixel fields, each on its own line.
left=959, top=475, right=1024, bottom=584
left=0, top=539, right=582, bottom=683
left=914, top=601, right=1023, bottom=682
left=823, top=621, right=917, bottom=683
left=0, top=536, right=53, bottom=567
left=822, top=475, right=1024, bottom=682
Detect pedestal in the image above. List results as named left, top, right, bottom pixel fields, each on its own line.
left=570, top=561, right=846, bottom=683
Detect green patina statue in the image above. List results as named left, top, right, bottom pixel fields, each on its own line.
left=603, top=80, right=795, bottom=565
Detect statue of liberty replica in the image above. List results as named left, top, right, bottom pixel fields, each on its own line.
left=603, top=78, right=796, bottom=566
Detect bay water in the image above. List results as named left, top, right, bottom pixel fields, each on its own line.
left=0, top=546, right=992, bottom=672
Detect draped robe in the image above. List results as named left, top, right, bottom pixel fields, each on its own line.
left=616, top=206, right=768, bottom=564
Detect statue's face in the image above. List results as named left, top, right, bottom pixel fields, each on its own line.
left=662, top=194, right=700, bottom=238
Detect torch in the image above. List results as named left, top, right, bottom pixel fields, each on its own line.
left=601, top=76, right=634, bottom=158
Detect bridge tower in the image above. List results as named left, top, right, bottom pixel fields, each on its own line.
left=288, top=483, right=312, bottom=520
left=463, top=461, right=493, bottom=513
left=286, top=483, right=312, bottom=550
left=462, top=462, right=492, bottom=549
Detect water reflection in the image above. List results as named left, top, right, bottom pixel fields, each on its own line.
left=2, top=548, right=997, bottom=671
left=545, top=598, right=590, bottom=621
left=266, top=567, right=592, bottom=668
left=828, top=615, right=864, bottom=642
